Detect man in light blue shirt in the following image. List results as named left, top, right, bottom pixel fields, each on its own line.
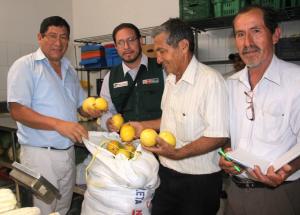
left=7, top=16, right=101, bottom=215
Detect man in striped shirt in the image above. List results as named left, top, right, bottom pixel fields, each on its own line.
left=130, top=18, right=229, bottom=215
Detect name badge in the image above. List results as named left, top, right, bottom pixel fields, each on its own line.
left=113, top=81, right=128, bottom=88
left=142, top=78, right=159, bottom=85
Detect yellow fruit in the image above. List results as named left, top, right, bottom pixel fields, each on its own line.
left=117, top=148, right=131, bottom=159
left=111, top=114, right=124, bottom=130
left=120, top=124, right=135, bottom=142
left=82, top=97, right=96, bottom=112
left=82, top=97, right=108, bottom=112
left=95, top=97, right=108, bottom=111
left=159, top=131, right=176, bottom=147
left=140, top=129, right=158, bottom=147
left=124, top=142, right=136, bottom=153
left=106, top=140, right=121, bottom=155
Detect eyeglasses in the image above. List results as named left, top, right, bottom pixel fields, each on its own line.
left=43, top=33, right=69, bottom=43
left=116, top=37, right=137, bottom=48
left=244, top=91, right=255, bottom=121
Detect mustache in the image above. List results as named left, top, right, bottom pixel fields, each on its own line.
left=242, top=45, right=261, bottom=54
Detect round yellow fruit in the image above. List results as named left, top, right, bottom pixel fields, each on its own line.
left=106, top=140, right=121, bottom=155
left=111, top=114, right=124, bottom=130
left=140, top=129, right=158, bottom=147
left=124, top=142, right=136, bottom=153
left=82, top=97, right=96, bottom=112
left=117, top=148, right=131, bottom=159
left=159, top=131, right=176, bottom=147
left=120, top=124, right=135, bottom=142
left=95, top=97, right=108, bottom=111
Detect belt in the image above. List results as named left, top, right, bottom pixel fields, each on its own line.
left=41, top=145, right=73, bottom=151
left=232, top=176, right=293, bottom=189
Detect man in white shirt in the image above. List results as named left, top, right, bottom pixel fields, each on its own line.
left=130, top=18, right=229, bottom=215
left=219, top=5, right=300, bottom=215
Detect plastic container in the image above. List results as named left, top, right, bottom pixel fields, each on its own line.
left=180, top=0, right=213, bottom=21
left=251, top=0, right=281, bottom=9
left=213, top=0, right=246, bottom=17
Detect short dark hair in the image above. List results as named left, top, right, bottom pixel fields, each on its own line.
left=152, top=18, right=194, bottom=53
left=233, top=5, right=279, bottom=34
left=40, top=16, right=70, bottom=37
left=112, top=23, right=141, bottom=43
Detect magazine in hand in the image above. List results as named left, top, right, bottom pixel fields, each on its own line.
left=226, top=144, right=300, bottom=174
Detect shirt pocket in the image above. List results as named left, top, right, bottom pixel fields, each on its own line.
left=253, top=108, right=286, bottom=144
left=174, top=110, right=207, bottom=142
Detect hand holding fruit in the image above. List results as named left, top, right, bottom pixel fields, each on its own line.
left=107, top=114, right=124, bottom=132
left=82, top=97, right=108, bottom=118
left=140, top=130, right=179, bottom=159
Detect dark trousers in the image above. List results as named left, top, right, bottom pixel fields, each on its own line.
left=151, top=165, right=222, bottom=215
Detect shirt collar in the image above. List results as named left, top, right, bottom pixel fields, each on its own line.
left=122, top=53, right=148, bottom=75
left=167, top=55, right=197, bottom=85
left=228, top=54, right=280, bottom=89
left=34, top=48, right=70, bottom=71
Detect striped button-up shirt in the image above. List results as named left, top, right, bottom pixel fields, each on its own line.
left=160, top=56, right=229, bottom=174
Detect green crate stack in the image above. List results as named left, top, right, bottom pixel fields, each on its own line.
left=251, top=0, right=282, bottom=9
left=281, top=0, right=300, bottom=7
left=213, top=0, right=246, bottom=17
left=180, top=0, right=213, bottom=21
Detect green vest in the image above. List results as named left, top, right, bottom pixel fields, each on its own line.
left=109, top=58, right=164, bottom=122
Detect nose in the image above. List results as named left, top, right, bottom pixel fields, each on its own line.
left=244, top=32, right=254, bottom=47
left=156, top=53, right=163, bottom=64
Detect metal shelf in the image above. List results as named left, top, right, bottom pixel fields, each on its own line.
left=186, top=7, right=300, bottom=31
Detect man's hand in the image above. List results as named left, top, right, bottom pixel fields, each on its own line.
left=106, top=117, right=119, bottom=132
left=83, top=107, right=105, bottom=119
left=128, top=121, right=145, bottom=138
left=247, top=164, right=292, bottom=187
left=219, top=147, right=242, bottom=175
left=142, top=136, right=180, bottom=160
left=55, top=120, right=88, bottom=143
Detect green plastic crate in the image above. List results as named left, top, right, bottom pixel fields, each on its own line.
left=180, top=0, right=213, bottom=21
left=213, top=0, right=246, bottom=17
left=282, top=0, right=300, bottom=7
left=251, top=0, right=281, bottom=9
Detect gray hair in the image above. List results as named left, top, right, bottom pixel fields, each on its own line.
left=152, top=18, right=194, bottom=53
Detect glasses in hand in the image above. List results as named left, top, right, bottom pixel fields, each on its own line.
left=244, top=90, right=255, bottom=121
left=116, top=37, right=138, bottom=48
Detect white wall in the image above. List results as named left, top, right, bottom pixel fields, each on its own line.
left=0, top=0, right=73, bottom=101
left=72, top=0, right=179, bottom=39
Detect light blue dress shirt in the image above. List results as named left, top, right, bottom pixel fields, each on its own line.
left=7, top=48, right=86, bottom=149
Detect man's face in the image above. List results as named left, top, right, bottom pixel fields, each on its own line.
left=38, top=26, right=69, bottom=63
left=234, top=9, right=279, bottom=69
left=115, top=28, right=142, bottom=64
left=154, top=32, right=183, bottom=75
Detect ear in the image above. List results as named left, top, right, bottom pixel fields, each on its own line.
left=272, top=27, right=281, bottom=45
left=37, top=33, right=43, bottom=42
left=178, top=39, right=189, bottom=54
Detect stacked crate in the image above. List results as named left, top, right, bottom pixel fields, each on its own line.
left=180, top=0, right=213, bottom=21
left=213, top=0, right=246, bottom=17
left=79, top=44, right=106, bottom=69
left=104, top=44, right=122, bottom=67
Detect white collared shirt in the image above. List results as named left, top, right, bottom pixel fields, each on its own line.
left=159, top=56, right=229, bottom=174
left=227, top=55, right=300, bottom=180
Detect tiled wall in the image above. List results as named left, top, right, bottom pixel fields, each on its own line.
left=0, top=41, right=37, bottom=101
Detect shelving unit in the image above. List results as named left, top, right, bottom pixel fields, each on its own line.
left=74, top=26, right=160, bottom=96
left=75, top=67, right=110, bottom=97
left=186, top=6, right=300, bottom=65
